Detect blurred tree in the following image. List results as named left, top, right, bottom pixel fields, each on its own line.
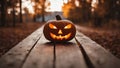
left=11, top=0, right=18, bottom=27
left=32, top=0, right=50, bottom=22
left=92, top=0, right=120, bottom=26
left=33, top=0, right=41, bottom=22
left=0, top=0, right=7, bottom=26
left=92, top=0, right=106, bottom=26
left=24, top=7, right=30, bottom=22
left=107, top=0, right=120, bottom=20
left=78, top=0, right=92, bottom=22
left=0, top=0, right=1, bottom=23
left=9, top=0, right=18, bottom=27
left=12, top=3, right=16, bottom=27
left=63, top=0, right=82, bottom=22
left=63, top=0, right=120, bottom=26
left=0, top=0, right=19, bottom=27
left=41, top=0, right=46, bottom=22
left=19, top=0, right=23, bottom=23
left=62, top=0, right=92, bottom=23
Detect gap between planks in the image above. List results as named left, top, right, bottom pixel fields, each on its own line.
left=75, top=31, right=120, bottom=68
left=22, top=34, right=87, bottom=68
left=1, top=24, right=119, bottom=68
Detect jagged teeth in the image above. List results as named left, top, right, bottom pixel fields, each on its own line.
left=50, top=33, right=71, bottom=40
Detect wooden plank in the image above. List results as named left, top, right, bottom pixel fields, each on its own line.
left=55, top=39, right=87, bottom=68
left=0, top=26, right=43, bottom=68
left=75, top=31, right=120, bottom=68
left=22, top=35, right=54, bottom=68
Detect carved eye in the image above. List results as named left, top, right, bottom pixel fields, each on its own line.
left=49, top=23, right=57, bottom=29
left=64, top=24, right=72, bottom=29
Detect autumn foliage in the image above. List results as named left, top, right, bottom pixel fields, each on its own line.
left=62, top=0, right=120, bottom=26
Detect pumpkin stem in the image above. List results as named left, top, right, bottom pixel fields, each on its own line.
left=56, top=15, right=62, bottom=20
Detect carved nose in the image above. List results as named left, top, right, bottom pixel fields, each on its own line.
left=58, top=30, right=63, bottom=34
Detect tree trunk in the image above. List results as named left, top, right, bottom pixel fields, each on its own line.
left=41, top=12, right=45, bottom=22
left=12, top=6, right=16, bottom=27
left=19, top=0, right=23, bottom=23
left=41, top=4, right=45, bottom=22
left=0, top=0, right=1, bottom=24
left=0, top=0, right=7, bottom=26
left=41, top=0, right=46, bottom=22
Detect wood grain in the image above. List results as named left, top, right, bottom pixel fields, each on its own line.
left=55, top=39, right=87, bottom=68
left=1, top=24, right=120, bottom=68
left=75, top=31, right=120, bottom=68
left=0, top=26, right=43, bottom=68
left=22, top=35, right=54, bottom=68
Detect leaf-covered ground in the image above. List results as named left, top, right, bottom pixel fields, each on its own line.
left=0, top=22, right=43, bottom=57
left=77, top=24, right=120, bottom=59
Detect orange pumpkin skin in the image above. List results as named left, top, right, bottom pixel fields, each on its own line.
left=43, top=20, right=76, bottom=42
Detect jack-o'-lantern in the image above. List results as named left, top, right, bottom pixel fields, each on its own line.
left=43, top=15, right=76, bottom=42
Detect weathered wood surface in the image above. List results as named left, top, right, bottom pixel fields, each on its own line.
left=0, top=26, right=43, bottom=68
left=22, top=36, right=87, bottom=68
left=55, top=39, right=87, bottom=68
left=22, top=35, right=54, bottom=68
left=75, top=31, right=120, bottom=68
left=0, top=25, right=120, bottom=68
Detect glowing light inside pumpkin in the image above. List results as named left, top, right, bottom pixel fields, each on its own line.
left=64, top=24, right=72, bottom=29
left=49, top=23, right=57, bottom=29
left=50, top=33, right=71, bottom=40
left=58, top=30, right=63, bottom=34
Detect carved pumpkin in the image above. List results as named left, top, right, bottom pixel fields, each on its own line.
left=43, top=15, right=76, bottom=42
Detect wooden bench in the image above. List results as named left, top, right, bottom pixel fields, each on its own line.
left=0, top=25, right=120, bottom=68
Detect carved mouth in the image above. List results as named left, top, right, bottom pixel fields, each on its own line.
left=50, top=33, right=71, bottom=40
